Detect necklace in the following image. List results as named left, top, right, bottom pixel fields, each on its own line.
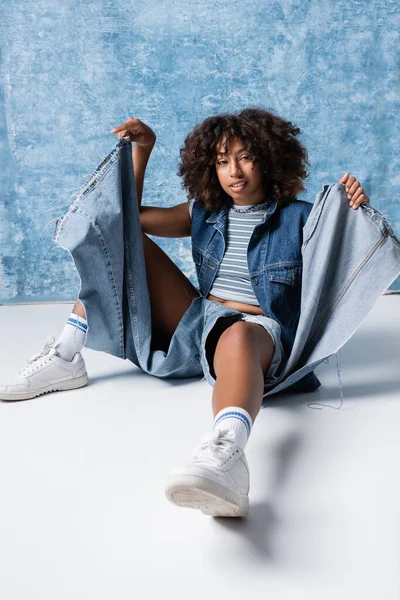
left=230, top=198, right=272, bottom=213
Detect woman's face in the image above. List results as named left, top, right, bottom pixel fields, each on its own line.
left=215, top=136, right=265, bottom=206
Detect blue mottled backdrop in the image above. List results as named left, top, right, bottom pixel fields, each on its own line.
left=0, top=0, right=399, bottom=303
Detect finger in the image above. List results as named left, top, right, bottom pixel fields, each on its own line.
left=349, top=188, right=363, bottom=206
left=349, top=180, right=361, bottom=197
left=121, top=129, right=139, bottom=142
left=110, top=117, right=138, bottom=134
left=338, top=171, right=350, bottom=184
left=350, top=187, right=363, bottom=202
left=110, top=124, right=124, bottom=133
left=345, top=176, right=356, bottom=193
left=350, top=193, right=366, bottom=209
left=110, top=121, right=132, bottom=134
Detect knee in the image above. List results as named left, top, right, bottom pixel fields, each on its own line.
left=214, top=320, right=274, bottom=373
left=216, top=321, right=259, bottom=351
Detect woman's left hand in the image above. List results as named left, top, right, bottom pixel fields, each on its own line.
left=338, top=172, right=371, bottom=210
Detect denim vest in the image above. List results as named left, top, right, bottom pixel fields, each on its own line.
left=190, top=197, right=322, bottom=392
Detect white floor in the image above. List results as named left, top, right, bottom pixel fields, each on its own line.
left=0, top=296, right=399, bottom=599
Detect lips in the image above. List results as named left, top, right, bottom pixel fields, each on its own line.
left=230, top=181, right=248, bottom=192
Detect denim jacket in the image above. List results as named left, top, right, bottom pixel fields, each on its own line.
left=191, top=196, right=321, bottom=393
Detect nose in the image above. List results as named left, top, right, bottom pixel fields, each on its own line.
left=229, top=159, right=243, bottom=178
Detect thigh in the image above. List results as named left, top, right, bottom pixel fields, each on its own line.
left=204, top=314, right=245, bottom=379
left=142, top=232, right=201, bottom=351
left=206, top=316, right=275, bottom=380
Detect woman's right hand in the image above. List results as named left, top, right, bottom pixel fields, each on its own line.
left=110, top=117, right=156, bottom=149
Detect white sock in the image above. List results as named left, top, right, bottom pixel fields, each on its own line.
left=212, top=406, right=253, bottom=452
left=54, top=312, right=88, bottom=361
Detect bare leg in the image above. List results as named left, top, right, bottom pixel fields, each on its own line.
left=164, top=321, right=274, bottom=517
left=211, top=321, right=274, bottom=423
left=73, top=298, right=86, bottom=320
left=141, top=232, right=200, bottom=351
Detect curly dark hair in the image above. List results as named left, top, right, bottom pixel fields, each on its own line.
left=177, top=106, right=310, bottom=213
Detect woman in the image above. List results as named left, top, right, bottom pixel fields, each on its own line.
left=0, top=108, right=371, bottom=517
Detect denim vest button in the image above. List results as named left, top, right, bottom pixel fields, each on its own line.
left=254, top=278, right=259, bottom=285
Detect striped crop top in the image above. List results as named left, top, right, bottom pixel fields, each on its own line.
left=188, top=198, right=272, bottom=306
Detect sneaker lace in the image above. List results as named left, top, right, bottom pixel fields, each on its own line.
left=18, top=336, right=57, bottom=377
left=189, top=428, right=238, bottom=468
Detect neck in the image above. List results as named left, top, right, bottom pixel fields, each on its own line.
left=231, top=197, right=271, bottom=208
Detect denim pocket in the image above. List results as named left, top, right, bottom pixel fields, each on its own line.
left=268, top=264, right=302, bottom=333
left=268, top=264, right=302, bottom=285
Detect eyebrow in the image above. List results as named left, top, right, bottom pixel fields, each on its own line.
left=216, top=147, right=247, bottom=157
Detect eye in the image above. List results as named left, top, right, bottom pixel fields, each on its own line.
left=217, top=155, right=251, bottom=165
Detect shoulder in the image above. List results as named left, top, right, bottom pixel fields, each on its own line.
left=278, top=200, right=314, bottom=233
left=283, top=199, right=313, bottom=220
left=188, top=198, right=215, bottom=219
left=287, top=199, right=313, bottom=212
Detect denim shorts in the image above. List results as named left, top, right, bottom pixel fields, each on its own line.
left=200, top=301, right=285, bottom=388
left=159, top=294, right=286, bottom=391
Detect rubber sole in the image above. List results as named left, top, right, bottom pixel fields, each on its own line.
left=165, top=474, right=249, bottom=517
left=0, top=373, right=89, bottom=401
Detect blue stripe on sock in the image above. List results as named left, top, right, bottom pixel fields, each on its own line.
left=67, top=317, right=88, bottom=333
left=68, top=316, right=87, bottom=329
left=214, top=411, right=251, bottom=438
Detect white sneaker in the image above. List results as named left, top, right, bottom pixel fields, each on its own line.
left=0, top=336, right=88, bottom=401
left=165, top=428, right=250, bottom=517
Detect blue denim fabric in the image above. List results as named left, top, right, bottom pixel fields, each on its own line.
left=51, top=137, right=400, bottom=406
left=263, top=180, right=400, bottom=403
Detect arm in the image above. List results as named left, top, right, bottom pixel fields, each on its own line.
left=110, top=118, right=191, bottom=237
left=110, top=117, right=156, bottom=208
left=133, top=142, right=154, bottom=208
left=140, top=202, right=192, bottom=238
left=133, top=141, right=191, bottom=236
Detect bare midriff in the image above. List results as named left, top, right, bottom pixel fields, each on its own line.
left=206, top=293, right=264, bottom=315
